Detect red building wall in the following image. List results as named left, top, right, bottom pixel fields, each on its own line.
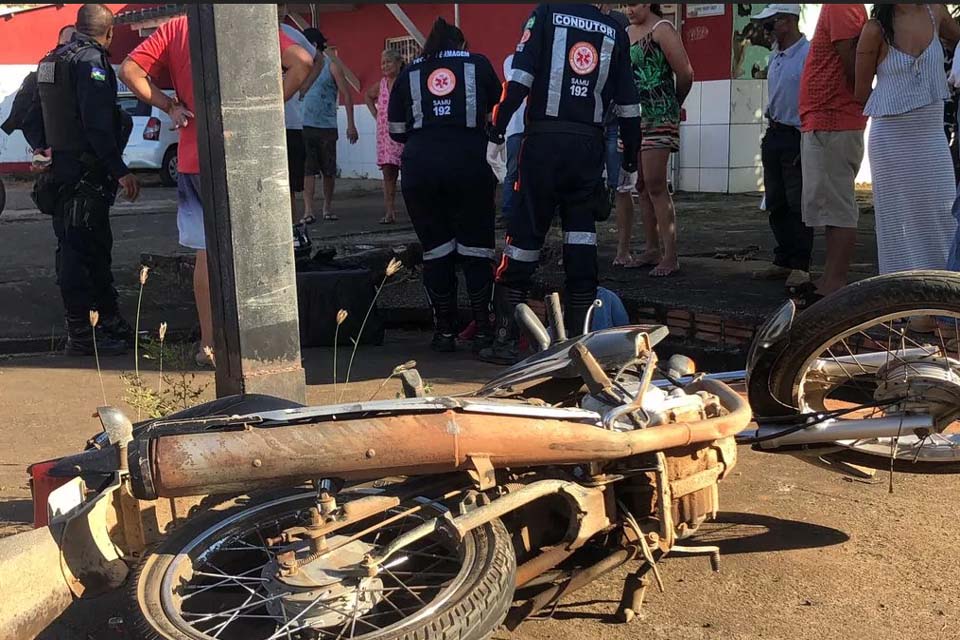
left=309, top=3, right=535, bottom=100
left=0, top=3, right=154, bottom=65
left=681, top=8, right=735, bottom=82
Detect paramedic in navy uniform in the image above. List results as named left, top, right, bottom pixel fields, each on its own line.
left=388, top=18, right=503, bottom=353
left=479, top=4, right=641, bottom=364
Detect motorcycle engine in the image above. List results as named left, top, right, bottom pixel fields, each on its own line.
left=581, top=376, right=735, bottom=548
left=580, top=378, right=723, bottom=429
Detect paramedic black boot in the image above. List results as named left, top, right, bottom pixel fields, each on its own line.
left=64, top=314, right=128, bottom=357
left=477, top=286, right=523, bottom=365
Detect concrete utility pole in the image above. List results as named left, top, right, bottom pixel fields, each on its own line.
left=187, top=4, right=306, bottom=403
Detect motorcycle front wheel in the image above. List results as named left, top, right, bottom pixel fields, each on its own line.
left=761, top=271, right=960, bottom=473
left=130, top=487, right=516, bottom=640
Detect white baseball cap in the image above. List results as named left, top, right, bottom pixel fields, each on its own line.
left=751, top=4, right=801, bottom=21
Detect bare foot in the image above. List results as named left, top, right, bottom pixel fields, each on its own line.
left=635, top=249, right=661, bottom=266
left=649, top=258, right=680, bottom=277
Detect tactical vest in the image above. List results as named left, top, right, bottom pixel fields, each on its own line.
left=36, top=40, right=99, bottom=152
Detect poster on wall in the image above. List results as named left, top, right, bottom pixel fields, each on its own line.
left=732, top=3, right=773, bottom=79
left=686, top=4, right=725, bottom=18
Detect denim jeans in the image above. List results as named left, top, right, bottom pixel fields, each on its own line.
left=604, top=122, right=621, bottom=189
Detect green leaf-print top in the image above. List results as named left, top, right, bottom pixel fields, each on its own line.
left=630, top=32, right=680, bottom=125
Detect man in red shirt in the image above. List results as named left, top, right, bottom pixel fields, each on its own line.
left=119, top=14, right=311, bottom=366
left=797, top=4, right=868, bottom=303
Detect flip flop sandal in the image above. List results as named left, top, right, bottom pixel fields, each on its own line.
left=323, top=213, right=339, bottom=221
left=379, top=217, right=397, bottom=224
left=300, top=214, right=317, bottom=225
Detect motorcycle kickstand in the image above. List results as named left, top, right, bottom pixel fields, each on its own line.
left=671, top=544, right=721, bottom=572
left=616, top=564, right=652, bottom=623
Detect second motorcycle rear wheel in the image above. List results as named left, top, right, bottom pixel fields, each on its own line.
left=130, top=487, right=516, bottom=640
left=760, top=271, right=960, bottom=473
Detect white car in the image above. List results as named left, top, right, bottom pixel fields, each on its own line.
left=117, top=91, right=179, bottom=186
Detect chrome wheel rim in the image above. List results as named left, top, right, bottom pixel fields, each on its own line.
left=158, top=491, right=473, bottom=639
left=793, top=310, right=960, bottom=464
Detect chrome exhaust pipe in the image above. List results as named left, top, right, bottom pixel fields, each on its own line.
left=749, top=414, right=934, bottom=449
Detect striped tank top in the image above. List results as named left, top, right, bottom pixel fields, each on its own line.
left=863, top=6, right=949, bottom=117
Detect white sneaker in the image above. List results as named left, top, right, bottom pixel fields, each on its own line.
left=752, top=264, right=791, bottom=280
left=785, top=269, right=811, bottom=288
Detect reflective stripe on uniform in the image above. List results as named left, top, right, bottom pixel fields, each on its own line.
left=464, top=62, right=477, bottom=128
left=564, top=231, right=597, bottom=245
left=423, top=239, right=457, bottom=260
left=388, top=121, right=408, bottom=134
left=504, top=244, right=541, bottom=262
left=592, top=35, right=615, bottom=123
left=546, top=26, right=568, bottom=117
left=410, top=69, right=423, bottom=129
left=457, top=244, right=496, bottom=260
left=510, top=68, right=535, bottom=88
left=617, top=103, right=642, bottom=118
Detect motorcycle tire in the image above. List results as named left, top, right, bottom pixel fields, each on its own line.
left=129, top=487, right=517, bottom=640
left=759, top=270, right=960, bottom=474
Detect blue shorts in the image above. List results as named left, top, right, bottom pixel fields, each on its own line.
left=177, top=173, right=205, bottom=250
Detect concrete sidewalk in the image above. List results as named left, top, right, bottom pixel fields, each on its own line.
left=0, top=173, right=880, bottom=357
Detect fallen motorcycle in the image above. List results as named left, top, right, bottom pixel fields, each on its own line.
left=4, top=270, right=959, bottom=640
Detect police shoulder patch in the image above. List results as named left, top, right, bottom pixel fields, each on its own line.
left=90, top=66, right=107, bottom=82
left=37, top=61, right=56, bottom=84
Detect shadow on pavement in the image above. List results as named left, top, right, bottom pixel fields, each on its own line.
left=690, top=511, right=849, bottom=554
left=0, top=498, right=32, bottom=527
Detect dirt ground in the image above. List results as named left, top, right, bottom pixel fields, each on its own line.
left=1, top=331, right=958, bottom=640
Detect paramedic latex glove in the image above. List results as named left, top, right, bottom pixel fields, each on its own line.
left=486, top=141, right=507, bottom=183
left=616, top=168, right=637, bottom=193
left=950, top=42, right=960, bottom=88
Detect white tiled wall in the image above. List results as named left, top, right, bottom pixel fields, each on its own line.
left=335, top=106, right=379, bottom=179
left=699, top=124, right=730, bottom=168
left=676, top=79, right=767, bottom=194
left=677, top=80, right=735, bottom=193
left=730, top=79, right=763, bottom=125
left=729, top=123, right=763, bottom=168
left=699, top=80, right=731, bottom=125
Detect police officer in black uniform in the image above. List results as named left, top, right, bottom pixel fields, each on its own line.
left=480, top=3, right=642, bottom=364
left=388, top=18, right=503, bottom=353
left=22, top=4, right=139, bottom=356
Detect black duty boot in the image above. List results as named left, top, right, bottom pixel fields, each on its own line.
left=470, top=307, right=496, bottom=354
left=431, top=331, right=457, bottom=352
left=477, top=286, right=523, bottom=365
left=472, top=326, right=495, bottom=354
left=99, top=312, right=136, bottom=347
left=430, top=308, right=459, bottom=353
left=65, top=315, right=128, bottom=357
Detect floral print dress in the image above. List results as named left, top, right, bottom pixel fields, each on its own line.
left=630, top=22, right=681, bottom=152
left=376, top=76, right=404, bottom=167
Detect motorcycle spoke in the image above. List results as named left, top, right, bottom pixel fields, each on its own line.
left=839, top=338, right=871, bottom=376
left=181, top=564, right=271, bottom=601
left=265, top=592, right=333, bottom=640
left=183, top=592, right=290, bottom=625
left=381, top=565, right=428, bottom=605
left=208, top=591, right=260, bottom=639
left=163, top=494, right=471, bottom=639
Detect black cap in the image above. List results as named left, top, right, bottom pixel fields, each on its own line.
left=303, top=27, right=326, bottom=51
